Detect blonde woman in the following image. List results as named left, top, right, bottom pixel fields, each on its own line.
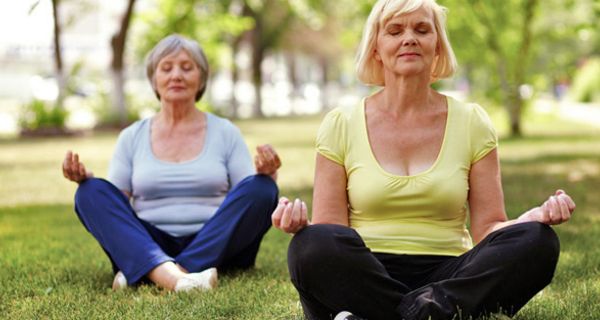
left=272, top=0, right=575, bottom=319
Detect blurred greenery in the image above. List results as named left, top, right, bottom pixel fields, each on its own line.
left=18, top=99, right=68, bottom=134
left=18, top=0, right=599, bottom=136
left=569, top=57, right=600, bottom=103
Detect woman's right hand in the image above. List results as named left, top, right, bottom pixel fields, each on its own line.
left=272, top=197, right=310, bottom=234
left=62, top=150, right=93, bottom=184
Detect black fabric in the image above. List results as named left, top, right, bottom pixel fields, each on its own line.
left=288, top=222, right=559, bottom=320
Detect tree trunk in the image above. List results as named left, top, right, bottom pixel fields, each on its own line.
left=470, top=0, right=537, bottom=137
left=319, top=55, right=330, bottom=112
left=285, top=52, right=300, bottom=115
left=507, top=0, right=538, bottom=138
left=110, top=0, right=136, bottom=127
left=230, top=36, right=243, bottom=119
left=111, top=69, right=127, bottom=127
left=51, top=0, right=66, bottom=110
left=251, top=26, right=265, bottom=118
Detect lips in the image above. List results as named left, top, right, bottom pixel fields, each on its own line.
left=399, top=52, right=420, bottom=57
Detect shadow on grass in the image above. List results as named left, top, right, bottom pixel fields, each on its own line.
left=500, top=132, right=600, bottom=144
left=501, top=153, right=600, bottom=165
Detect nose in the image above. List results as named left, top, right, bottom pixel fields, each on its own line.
left=170, top=67, right=183, bottom=80
left=401, top=31, right=417, bottom=46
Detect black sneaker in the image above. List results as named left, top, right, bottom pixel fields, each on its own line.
left=334, top=311, right=364, bottom=320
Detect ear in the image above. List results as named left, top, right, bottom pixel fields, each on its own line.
left=374, top=49, right=382, bottom=62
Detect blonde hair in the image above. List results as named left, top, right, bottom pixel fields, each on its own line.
left=145, top=34, right=209, bottom=101
left=356, top=0, right=457, bottom=86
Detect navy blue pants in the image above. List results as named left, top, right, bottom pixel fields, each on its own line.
left=288, top=222, right=560, bottom=320
left=74, top=175, right=278, bottom=285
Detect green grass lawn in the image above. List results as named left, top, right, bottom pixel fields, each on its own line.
left=1, top=112, right=599, bottom=319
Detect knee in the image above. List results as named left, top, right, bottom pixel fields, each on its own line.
left=506, top=222, right=560, bottom=283
left=288, top=224, right=361, bottom=279
left=75, top=178, right=109, bottom=200
left=236, top=174, right=278, bottom=204
left=75, top=178, right=123, bottom=207
left=519, top=222, right=560, bottom=264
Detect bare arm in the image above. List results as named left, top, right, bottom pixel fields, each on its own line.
left=311, top=153, right=349, bottom=226
left=468, top=149, right=576, bottom=243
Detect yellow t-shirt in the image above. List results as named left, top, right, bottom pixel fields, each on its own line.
left=316, top=96, right=497, bottom=256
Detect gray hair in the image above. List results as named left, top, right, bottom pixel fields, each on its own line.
left=145, top=34, right=210, bottom=101
left=356, top=0, right=457, bottom=86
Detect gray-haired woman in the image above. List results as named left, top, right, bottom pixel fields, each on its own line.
left=62, top=34, right=281, bottom=291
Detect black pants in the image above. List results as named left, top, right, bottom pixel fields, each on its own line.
left=288, top=222, right=559, bottom=320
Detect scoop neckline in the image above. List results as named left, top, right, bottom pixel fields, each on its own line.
left=361, top=95, right=452, bottom=179
left=147, top=113, right=210, bottom=165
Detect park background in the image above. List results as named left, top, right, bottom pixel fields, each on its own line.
left=0, top=0, right=599, bottom=319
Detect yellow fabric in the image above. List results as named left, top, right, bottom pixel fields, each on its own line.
left=315, top=96, right=497, bottom=256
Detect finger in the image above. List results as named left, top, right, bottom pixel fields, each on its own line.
left=279, top=196, right=289, bottom=204
left=545, top=197, right=556, bottom=224
left=281, top=202, right=294, bottom=228
left=62, top=156, right=71, bottom=178
left=63, top=151, right=73, bottom=175
left=254, top=155, right=264, bottom=171
left=262, top=148, right=275, bottom=163
left=79, top=163, right=87, bottom=179
left=256, top=145, right=269, bottom=161
left=271, top=151, right=281, bottom=169
left=71, top=153, right=81, bottom=175
left=264, top=145, right=279, bottom=163
left=558, top=193, right=576, bottom=212
left=291, top=198, right=302, bottom=227
left=271, top=202, right=285, bottom=228
left=548, top=196, right=561, bottom=224
left=66, top=155, right=78, bottom=180
left=64, top=150, right=73, bottom=167
left=556, top=196, right=571, bottom=222
left=555, top=189, right=565, bottom=196
left=541, top=201, right=551, bottom=224
left=300, top=201, right=308, bottom=227
left=272, top=197, right=290, bottom=229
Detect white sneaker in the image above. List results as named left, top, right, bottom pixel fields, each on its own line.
left=112, top=271, right=128, bottom=290
left=174, top=267, right=218, bottom=292
left=334, top=311, right=363, bottom=320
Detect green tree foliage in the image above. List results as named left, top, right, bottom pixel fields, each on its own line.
left=134, top=0, right=253, bottom=71
left=441, top=0, right=599, bottom=136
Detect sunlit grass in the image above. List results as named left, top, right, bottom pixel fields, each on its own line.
left=0, top=111, right=599, bottom=319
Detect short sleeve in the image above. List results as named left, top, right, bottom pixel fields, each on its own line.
left=107, top=126, right=135, bottom=192
left=469, top=103, right=498, bottom=163
left=315, top=109, right=347, bottom=165
left=224, top=121, right=255, bottom=187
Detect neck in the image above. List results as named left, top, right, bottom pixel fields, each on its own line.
left=378, top=73, right=438, bottom=117
left=157, top=100, right=199, bottom=126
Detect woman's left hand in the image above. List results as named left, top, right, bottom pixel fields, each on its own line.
left=522, top=189, right=576, bottom=225
left=255, top=144, right=281, bottom=179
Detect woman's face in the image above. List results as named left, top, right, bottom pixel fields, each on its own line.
left=375, top=6, right=438, bottom=80
left=154, top=50, right=201, bottom=103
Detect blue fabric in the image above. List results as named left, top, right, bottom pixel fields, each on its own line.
left=106, top=114, right=256, bottom=237
left=74, top=175, right=277, bottom=284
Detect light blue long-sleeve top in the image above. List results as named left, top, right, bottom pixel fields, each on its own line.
left=107, top=113, right=255, bottom=237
